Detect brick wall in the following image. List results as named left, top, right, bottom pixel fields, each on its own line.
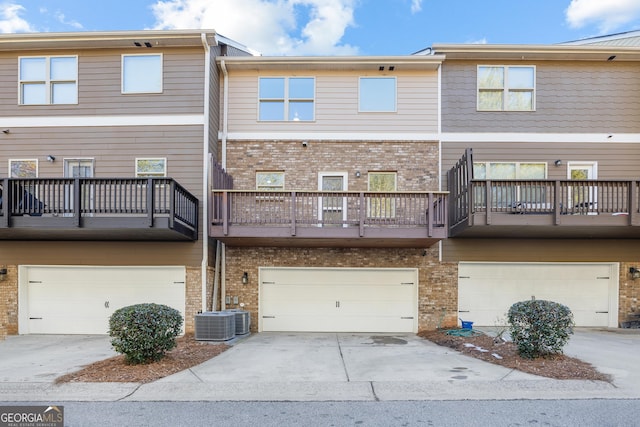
left=225, top=140, right=440, bottom=191
left=619, top=262, right=640, bottom=325
left=223, top=246, right=458, bottom=332
left=2, top=265, right=18, bottom=337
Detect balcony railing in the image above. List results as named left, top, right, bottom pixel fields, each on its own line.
left=0, top=178, right=198, bottom=241
left=210, top=190, right=448, bottom=247
left=449, top=178, right=640, bottom=238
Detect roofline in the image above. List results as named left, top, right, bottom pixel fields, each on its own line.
left=430, top=43, right=640, bottom=60
left=560, top=29, right=640, bottom=45
left=216, top=55, right=445, bottom=70
left=0, top=29, right=264, bottom=53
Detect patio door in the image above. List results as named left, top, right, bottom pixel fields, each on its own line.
left=567, top=162, right=597, bottom=213
left=64, top=159, right=94, bottom=215
left=318, top=172, right=347, bottom=226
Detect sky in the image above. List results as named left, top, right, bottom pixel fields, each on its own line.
left=1, top=0, right=640, bottom=55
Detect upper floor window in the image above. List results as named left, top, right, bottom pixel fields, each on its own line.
left=259, top=77, right=314, bottom=121
left=122, top=54, right=163, bottom=94
left=359, top=77, right=396, bottom=112
left=256, top=171, right=285, bottom=190
left=19, top=56, right=78, bottom=105
left=136, top=158, right=167, bottom=177
left=477, top=66, right=535, bottom=111
left=9, top=159, right=38, bottom=178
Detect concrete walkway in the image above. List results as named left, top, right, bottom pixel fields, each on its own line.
left=0, top=329, right=638, bottom=402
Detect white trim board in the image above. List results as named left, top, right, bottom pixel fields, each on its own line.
left=442, top=132, right=640, bottom=143
left=0, top=114, right=204, bottom=128
left=223, top=132, right=440, bottom=142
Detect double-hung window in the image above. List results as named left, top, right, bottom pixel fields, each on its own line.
left=122, top=54, right=163, bottom=94
left=19, top=56, right=78, bottom=105
left=259, top=77, right=314, bottom=121
left=477, top=66, right=535, bottom=111
left=359, top=77, right=396, bottom=112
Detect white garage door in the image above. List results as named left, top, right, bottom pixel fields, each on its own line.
left=260, top=267, right=418, bottom=333
left=20, top=266, right=186, bottom=334
left=458, top=262, right=618, bottom=327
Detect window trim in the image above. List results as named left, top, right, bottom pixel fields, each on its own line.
left=135, top=158, right=167, bottom=177
left=18, top=55, right=78, bottom=105
left=473, top=161, right=547, bottom=179
left=9, top=159, right=39, bottom=178
left=476, top=65, right=536, bottom=112
left=122, top=53, right=163, bottom=94
left=358, top=76, right=397, bottom=113
left=258, top=77, right=315, bottom=122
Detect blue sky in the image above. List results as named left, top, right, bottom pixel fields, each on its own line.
left=2, top=0, right=640, bottom=55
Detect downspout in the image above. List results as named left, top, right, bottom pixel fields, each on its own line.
left=200, top=33, right=212, bottom=312
left=219, top=59, right=229, bottom=310
left=437, top=58, right=443, bottom=263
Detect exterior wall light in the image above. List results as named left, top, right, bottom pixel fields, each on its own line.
left=630, top=267, right=640, bottom=280
left=242, top=272, right=249, bottom=285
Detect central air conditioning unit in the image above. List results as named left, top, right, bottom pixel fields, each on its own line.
left=195, top=311, right=236, bottom=341
left=225, top=309, right=251, bottom=335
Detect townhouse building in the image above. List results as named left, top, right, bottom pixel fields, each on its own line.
left=434, top=32, right=640, bottom=328
left=210, top=55, right=452, bottom=333
left=0, top=30, right=253, bottom=339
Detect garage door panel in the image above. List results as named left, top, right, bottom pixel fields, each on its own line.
left=459, top=263, right=616, bottom=328
left=261, top=267, right=417, bottom=333
left=23, top=266, right=185, bottom=335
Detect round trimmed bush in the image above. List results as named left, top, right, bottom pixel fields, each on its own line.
left=109, top=303, right=183, bottom=364
left=507, top=299, right=574, bottom=359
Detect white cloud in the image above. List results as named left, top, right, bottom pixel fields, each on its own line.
left=0, top=3, right=34, bottom=33
left=411, top=0, right=422, bottom=14
left=151, top=0, right=359, bottom=55
left=54, top=11, right=83, bottom=29
left=566, top=0, right=640, bottom=33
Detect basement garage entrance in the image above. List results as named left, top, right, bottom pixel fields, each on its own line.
left=19, top=266, right=186, bottom=334
left=260, top=267, right=418, bottom=333
left=458, top=262, right=618, bottom=328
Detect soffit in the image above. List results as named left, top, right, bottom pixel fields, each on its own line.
left=0, top=30, right=217, bottom=51
left=217, top=55, right=445, bottom=72
left=432, top=44, right=640, bottom=62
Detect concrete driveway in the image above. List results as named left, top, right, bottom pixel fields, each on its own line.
left=0, top=329, right=638, bottom=401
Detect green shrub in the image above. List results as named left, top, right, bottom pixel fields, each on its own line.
left=507, top=299, right=574, bottom=359
left=109, top=303, right=183, bottom=364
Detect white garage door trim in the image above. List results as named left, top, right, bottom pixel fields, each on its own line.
left=259, top=267, right=418, bottom=333
left=18, top=265, right=186, bottom=335
left=458, top=262, right=619, bottom=328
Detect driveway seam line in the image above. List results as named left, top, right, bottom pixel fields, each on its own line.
left=336, top=334, right=350, bottom=382
left=117, top=383, right=142, bottom=401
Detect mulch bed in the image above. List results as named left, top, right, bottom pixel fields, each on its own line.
left=418, top=329, right=611, bottom=382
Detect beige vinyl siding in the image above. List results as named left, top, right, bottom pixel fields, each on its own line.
left=442, top=239, right=640, bottom=263
left=224, top=70, right=439, bottom=134
left=0, top=48, right=204, bottom=116
left=0, top=241, right=201, bottom=266
left=442, top=60, right=640, bottom=133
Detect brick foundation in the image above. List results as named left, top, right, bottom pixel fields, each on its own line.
left=223, top=246, right=459, bottom=332
left=619, top=262, right=640, bottom=326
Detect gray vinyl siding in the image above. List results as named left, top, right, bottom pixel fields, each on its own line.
left=225, top=70, right=439, bottom=134
left=442, top=140, right=640, bottom=188
left=209, top=46, right=221, bottom=162
left=0, top=48, right=205, bottom=116
left=442, top=60, right=640, bottom=133
left=442, top=239, right=640, bottom=263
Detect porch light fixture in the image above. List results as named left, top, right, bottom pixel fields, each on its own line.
left=554, top=160, right=562, bottom=166
left=47, top=155, right=56, bottom=162
left=629, top=267, right=640, bottom=280
left=0, top=268, right=6, bottom=280
left=242, top=272, right=249, bottom=285
left=355, top=171, right=361, bottom=178
left=2, top=129, right=9, bottom=134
